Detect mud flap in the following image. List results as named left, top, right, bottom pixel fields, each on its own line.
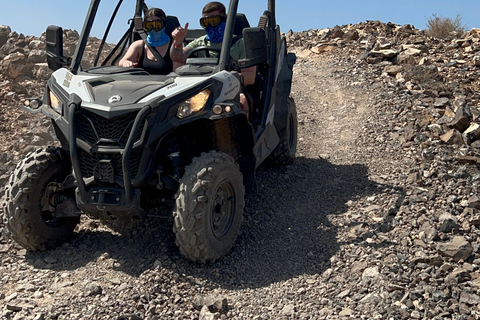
left=274, top=52, right=296, bottom=133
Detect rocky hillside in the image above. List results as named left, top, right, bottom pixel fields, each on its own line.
left=288, top=21, right=480, bottom=146
left=1, top=20, right=480, bottom=319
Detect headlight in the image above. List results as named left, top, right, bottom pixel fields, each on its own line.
left=24, top=98, right=42, bottom=110
left=176, top=89, right=211, bottom=119
left=49, top=90, right=63, bottom=114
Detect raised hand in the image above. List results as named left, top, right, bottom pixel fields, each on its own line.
left=172, top=23, right=189, bottom=46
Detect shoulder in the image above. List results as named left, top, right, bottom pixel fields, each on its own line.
left=187, top=35, right=208, bottom=48
left=232, top=38, right=244, bottom=49
left=131, top=40, right=145, bottom=49
left=230, top=38, right=245, bottom=60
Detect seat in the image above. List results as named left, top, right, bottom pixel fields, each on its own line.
left=233, top=13, right=250, bottom=39
left=165, top=16, right=181, bottom=39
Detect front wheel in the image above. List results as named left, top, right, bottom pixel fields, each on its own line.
left=2, top=147, right=79, bottom=250
left=173, top=151, right=244, bottom=263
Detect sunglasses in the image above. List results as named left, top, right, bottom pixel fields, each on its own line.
left=199, top=15, right=226, bottom=29
left=143, top=20, right=165, bottom=32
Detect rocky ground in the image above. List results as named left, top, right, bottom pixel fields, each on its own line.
left=1, top=21, right=480, bottom=320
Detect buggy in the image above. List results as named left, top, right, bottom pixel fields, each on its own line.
left=2, top=0, right=297, bottom=262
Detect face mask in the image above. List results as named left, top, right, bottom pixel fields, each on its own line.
left=147, top=28, right=170, bottom=47
left=205, top=22, right=226, bottom=44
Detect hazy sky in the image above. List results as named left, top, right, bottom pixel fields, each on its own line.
left=1, top=0, right=479, bottom=40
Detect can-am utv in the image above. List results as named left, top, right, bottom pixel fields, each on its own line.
left=2, top=0, right=296, bottom=262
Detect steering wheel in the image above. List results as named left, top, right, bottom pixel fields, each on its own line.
left=186, top=46, right=222, bottom=58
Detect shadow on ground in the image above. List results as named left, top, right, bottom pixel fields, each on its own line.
left=23, top=156, right=403, bottom=289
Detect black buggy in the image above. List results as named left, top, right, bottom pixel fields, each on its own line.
left=2, top=0, right=297, bottom=262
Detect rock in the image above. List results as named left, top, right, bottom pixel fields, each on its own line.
left=331, top=26, right=344, bottom=39
left=339, top=308, right=354, bottom=316
left=199, top=306, right=216, bottom=320
left=463, top=123, right=480, bottom=142
left=384, top=65, right=403, bottom=76
left=447, top=116, right=469, bottom=132
left=6, top=303, right=23, bottom=311
left=467, top=195, right=480, bottom=209
left=82, top=282, right=102, bottom=297
left=344, top=30, right=359, bottom=41
left=311, top=43, right=336, bottom=54
left=439, top=218, right=459, bottom=233
left=440, top=129, right=464, bottom=145
left=0, top=25, right=11, bottom=47
left=445, top=268, right=471, bottom=284
left=456, top=156, right=480, bottom=165
left=192, top=294, right=228, bottom=313
left=455, top=105, right=472, bottom=119
left=281, top=304, right=296, bottom=316
left=369, top=49, right=399, bottom=58
left=32, top=63, right=51, bottom=80
left=362, top=266, right=380, bottom=279
left=474, top=55, right=480, bottom=66
left=33, top=313, right=45, bottom=320
left=433, top=97, right=450, bottom=108
left=437, top=236, right=473, bottom=261
left=459, top=291, right=480, bottom=305
left=27, top=49, right=45, bottom=63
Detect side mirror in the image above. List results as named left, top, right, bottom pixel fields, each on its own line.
left=238, top=27, right=267, bottom=68
left=46, top=25, right=71, bottom=71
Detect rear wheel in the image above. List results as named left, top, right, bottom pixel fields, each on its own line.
left=2, top=147, right=79, bottom=250
left=268, top=97, right=298, bottom=165
left=173, top=151, right=244, bottom=263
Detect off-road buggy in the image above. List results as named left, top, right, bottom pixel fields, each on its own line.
left=2, top=0, right=297, bottom=262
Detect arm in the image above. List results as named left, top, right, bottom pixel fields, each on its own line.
left=232, top=40, right=256, bottom=86
left=240, top=66, right=257, bottom=86
left=170, top=23, right=191, bottom=65
left=119, top=40, right=142, bottom=67
left=170, top=45, right=191, bottom=65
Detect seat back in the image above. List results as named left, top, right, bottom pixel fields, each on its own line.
left=165, top=16, right=181, bottom=39
left=233, top=13, right=250, bottom=38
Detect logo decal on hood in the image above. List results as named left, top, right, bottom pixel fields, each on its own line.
left=108, top=95, right=122, bottom=104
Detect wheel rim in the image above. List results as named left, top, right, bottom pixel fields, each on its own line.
left=211, top=180, right=236, bottom=239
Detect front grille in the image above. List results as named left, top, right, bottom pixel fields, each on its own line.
left=78, top=148, right=143, bottom=183
left=79, top=150, right=123, bottom=178
left=78, top=110, right=144, bottom=146
left=76, top=110, right=146, bottom=184
left=129, top=148, right=142, bottom=179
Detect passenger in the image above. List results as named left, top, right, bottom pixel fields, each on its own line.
left=119, top=8, right=181, bottom=74
left=170, top=2, right=256, bottom=115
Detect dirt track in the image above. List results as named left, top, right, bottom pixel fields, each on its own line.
left=1, top=46, right=479, bottom=319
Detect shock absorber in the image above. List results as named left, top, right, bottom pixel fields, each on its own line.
left=49, top=194, right=68, bottom=207
left=166, top=139, right=181, bottom=180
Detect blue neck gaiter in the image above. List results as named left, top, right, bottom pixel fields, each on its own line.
left=205, top=22, right=226, bottom=44
left=147, top=28, right=170, bottom=47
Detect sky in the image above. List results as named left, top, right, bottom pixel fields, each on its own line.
left=1, top=0, right=479, bottom=41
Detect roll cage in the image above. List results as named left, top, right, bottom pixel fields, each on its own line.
left=46, top=0, right=277, bottom=78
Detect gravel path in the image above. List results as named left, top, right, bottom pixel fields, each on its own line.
left=1, top=45, right=480, bottom=320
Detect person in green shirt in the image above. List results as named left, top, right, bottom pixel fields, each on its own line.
left=170, top=2, right=256, bottom=116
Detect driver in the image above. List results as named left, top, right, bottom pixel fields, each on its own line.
left=170, top=2, right=256, bottom=115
